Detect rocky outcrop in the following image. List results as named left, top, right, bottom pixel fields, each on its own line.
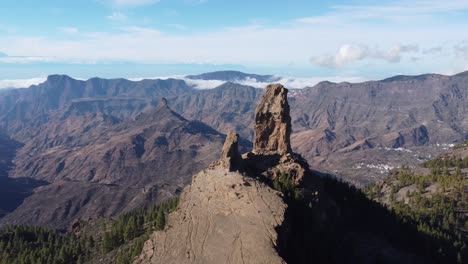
left=219, top=131, right=242, bottom=171
left=253, top=84, right=291, bottom=155
left=136, top=83, right=318, bottom=264
left=135, top=169, right=287, bottom=264
left=245, top=84, right=313, bottom=186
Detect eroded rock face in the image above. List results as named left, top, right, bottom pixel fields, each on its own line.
left=253, top=84, right=292, bottom=155
left=134, top=169, right=287, bottom=264
left=220, top=131, right=242, bottom=171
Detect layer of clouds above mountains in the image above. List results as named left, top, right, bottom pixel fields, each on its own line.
left=0, top=75, right=366, bottom=90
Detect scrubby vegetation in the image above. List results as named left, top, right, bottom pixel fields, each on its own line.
left=0, top=197, right=179, bottom=264
left=272, top=171, right=303, bottom=201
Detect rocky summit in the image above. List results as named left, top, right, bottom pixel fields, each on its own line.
left=134, top=82, right=433, bottom=264
left=135, top=84, right=318, bottom=264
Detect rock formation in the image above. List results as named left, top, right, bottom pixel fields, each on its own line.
left=253, top=84, right=292, bottom=155
left=136, top=83, right=318, bottom=264
left=219, top=131, right=242, bottom=171
left=245, top=84, right=312, bottom=186
left=133, top=81, right=429, bottom=264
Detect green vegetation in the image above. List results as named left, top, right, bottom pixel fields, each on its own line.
left=0, top=197, right=179, bottom=264
left=364, top=158, right=468, bottom=263
left=282, top=176, right=451, bottom=263
left=423, top=155, right=468, bottom=170
left=272, top=171, right=303, bottom=201
left=0, top=225, right=91, bottom=264
left=269, top=167, right=466, bottom=264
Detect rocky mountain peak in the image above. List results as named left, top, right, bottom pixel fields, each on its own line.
left=135, top=83, right=322, bottom=263
left=253, top=83, right=292, bottom=155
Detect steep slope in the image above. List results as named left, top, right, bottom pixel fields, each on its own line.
left=0, top=133, right=46, bottom=218
left=1, top=100, right=228, bottom=229
left=0, top=131, right=20, bottom=177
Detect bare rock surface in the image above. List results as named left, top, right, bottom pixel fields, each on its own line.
left=219, top=131, right=242, bottom=171
left=253, top=84, right=291, bottom=155
left=135, top=168, right=287, bottom=264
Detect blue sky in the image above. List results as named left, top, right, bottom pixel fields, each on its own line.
left=0, top=0, right=468, bottom=87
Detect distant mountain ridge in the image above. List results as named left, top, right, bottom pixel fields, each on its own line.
left=185, top=70, right=281, bottom=82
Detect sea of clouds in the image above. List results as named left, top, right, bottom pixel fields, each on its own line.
left=0, top=75, right=366, bottom=90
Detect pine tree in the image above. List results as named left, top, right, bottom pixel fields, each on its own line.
left=155, top=208, right=166, bottom=230
left=101, top=232, right=113, bottom=254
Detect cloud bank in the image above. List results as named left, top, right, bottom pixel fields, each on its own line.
left=183, top=76, right=366, bottom=90
left=310, top=44, right=420, bottom=68
left=0, top=75, right=367, bottom=90
left=0, top=77, right=47, bottom=89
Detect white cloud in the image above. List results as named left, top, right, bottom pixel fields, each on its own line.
left=128, top=75, right=365, bottom=90
left=107, top=12, right=128, bottom=22
left=0, top=77, right=47, bottom=89
left=105, top=0, right=160, bottom=8
left=0, top=56, right=63, bottom=64
left=311, top=44, right=420, bottom=68
left=182, top=76, right=366, bottom=90
left=183, top=79, right=226, bottom=89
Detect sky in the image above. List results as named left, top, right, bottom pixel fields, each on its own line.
left=0, top=0, right=468, bottom=88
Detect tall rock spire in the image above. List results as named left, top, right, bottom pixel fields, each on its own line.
left=253, top=84, right=292, bottom=155
left=220, top=130, right=242, bottom=171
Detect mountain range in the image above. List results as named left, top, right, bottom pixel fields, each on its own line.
left=0, top=70, right=467, bottom=229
